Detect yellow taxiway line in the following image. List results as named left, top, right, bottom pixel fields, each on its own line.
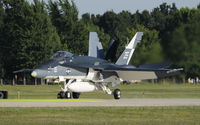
left=0, top=99, right=104, bottom=102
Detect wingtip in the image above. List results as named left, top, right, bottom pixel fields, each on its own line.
left=136, top=32, right=143, bottom=40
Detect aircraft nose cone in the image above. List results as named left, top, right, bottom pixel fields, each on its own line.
left=31, top=71, right=37, bottom=77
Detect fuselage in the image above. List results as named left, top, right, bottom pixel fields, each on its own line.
left=31, top=51, right=110, bottom=79
left=31, top=51, right=138, bottom=83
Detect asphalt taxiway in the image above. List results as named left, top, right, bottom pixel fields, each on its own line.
left=0, top=98, right=200, bottom=107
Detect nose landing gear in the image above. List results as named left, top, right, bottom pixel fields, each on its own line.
left=57, top=91, right=71, bottom=99
left=57, top=91, right=80, bottom=99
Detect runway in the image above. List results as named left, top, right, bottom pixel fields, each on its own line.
left=1, top=98, right=200, bottom=107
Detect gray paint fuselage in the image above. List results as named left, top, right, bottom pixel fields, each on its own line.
left=32, top=55, right=110, bottom=79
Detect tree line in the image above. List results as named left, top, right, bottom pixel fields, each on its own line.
left=0, top=0, right=200, bottom=80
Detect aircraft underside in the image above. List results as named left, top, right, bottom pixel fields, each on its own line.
left=57, top=79, right=121, bottom=99
left=32, top=65, right=121, bottom=99
left=56, top=68, right=122, bottom=99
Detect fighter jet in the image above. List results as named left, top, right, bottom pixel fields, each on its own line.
left=31, top=32, right=182, bottom=99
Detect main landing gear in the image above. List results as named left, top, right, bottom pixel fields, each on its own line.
left=99, top=83, right=121, bottom=99
left=72, top=92, right=80, bottom=99
left=57, top=91, right=80, bottom=99
left=57, top=79, right=80, bottom=99
left=113, top=89, right=121, bottom=99
left=57, top=79, right=121, bottom=99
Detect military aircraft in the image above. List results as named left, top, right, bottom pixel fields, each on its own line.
left=30, top=32, right=182, bottom=99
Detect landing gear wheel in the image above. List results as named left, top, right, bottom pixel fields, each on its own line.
left=65, top=91, right=71, bottom=99
left=60, top=91, right=66, bottom=99
left=72, top=92, right=80, bottom=99
left=0, top=91, right=4, bottom=99
left=57, top=91, right=71, bottom=99
left=113, top=89, right=121, bottom=99
left=57, top=92, right=61, bottom=99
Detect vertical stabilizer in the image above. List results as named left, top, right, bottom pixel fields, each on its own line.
left=88, top=32, right=105, bottom=59
left=115, top=32, right=143, bottom=65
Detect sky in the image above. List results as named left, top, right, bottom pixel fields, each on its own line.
left=29, top=0, right=200, bottom=17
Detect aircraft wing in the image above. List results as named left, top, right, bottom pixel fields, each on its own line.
left=13, top=69, right=33, bottom=74
left=60, top=61, right=183, bottom=81
left=103, top=68, right=183, bottom=81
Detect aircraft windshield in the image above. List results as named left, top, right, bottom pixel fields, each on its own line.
left=50, top=51, right=73, bottom=59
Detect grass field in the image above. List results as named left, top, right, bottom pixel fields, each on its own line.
left=1, top=83, right=200, bottom=125
left=0, top=106, right=200, bottom=125
left=0, top=82, right=200, bottom=99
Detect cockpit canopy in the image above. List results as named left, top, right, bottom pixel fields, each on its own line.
left=50, top=51, right=73, bottom=59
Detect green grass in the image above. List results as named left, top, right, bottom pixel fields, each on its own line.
left=119, top=83, right=200, bottom=98
left=1, top=83, right=200, bottom=125
left=0, top=82, right=200, bottom=99
left=0, top=106, right=200, bottom=125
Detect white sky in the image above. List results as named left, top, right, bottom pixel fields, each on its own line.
left=28, top=0, right=200, bottom=17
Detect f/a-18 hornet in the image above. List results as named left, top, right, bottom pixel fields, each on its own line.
left=31, top=32, right=182, bottom=99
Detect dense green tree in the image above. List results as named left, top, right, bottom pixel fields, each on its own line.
left=81, top=13, right=92, bottom=25
left=131, top=10, right=142, bottom=26
left=118, top=11, right=132, bottom=29
left=198, top=4, right=200, bottom=9
left=0, top=0, right=199, bottom=79
left=164, top=21, right=200, bottom=77
left=0, top=0, right=5, bottom=77
left=150, top=4, right=169, bottom=33
left=1, top=0, right=60, bottom=76
left=140, top=10, right=152, bottom=28
left=97, top=11, right=119, bottom=38
left=127, top=25, right=164, bottom=66
left=48, top=0, right=88, bottom=55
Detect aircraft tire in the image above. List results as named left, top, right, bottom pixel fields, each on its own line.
left=113, top=89, right=121, bottom=99
left=0, top=91, right=4, bottom=99
left=57, top=92, right=61, bottom=99
left=65, top=91, right=71, bottom=99
left=60, top=91, right=66, bottom=99
left=3, top=91, right=8, bottom=99
left=72, top=92, right=80, bottom=99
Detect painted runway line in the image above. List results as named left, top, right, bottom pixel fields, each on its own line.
left=0, top=99, right=103, bottom=103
